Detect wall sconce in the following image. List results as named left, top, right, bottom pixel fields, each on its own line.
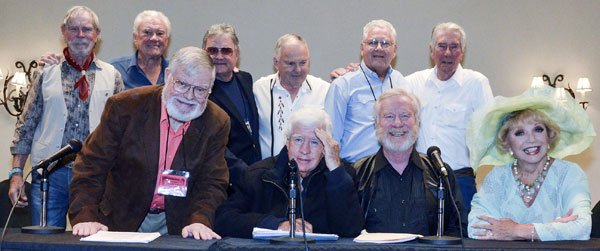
left=531, top=74, right=591, bottom=110
left=576, top=77, right=592, bottom=110
left=0, top=60, right=38, bottom=117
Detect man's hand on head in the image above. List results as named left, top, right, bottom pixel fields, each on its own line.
left=181, top=223, right=221, bottom=240
left=315, top=128, right=340, bottom=171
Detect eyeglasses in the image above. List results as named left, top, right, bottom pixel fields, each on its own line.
left=206, top=47, right=234, bottom=56
left=172, top=79, right=211, bottom=98
left=365, top=39, right=393, bottom=49
left=66, top=25, right=95, bottom=35
left=140, top=28, right=166, bottom=38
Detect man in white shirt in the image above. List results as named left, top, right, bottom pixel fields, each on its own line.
left=406, top=22, right=493, bottom=211
left=254, top=34, right=330, bottom=159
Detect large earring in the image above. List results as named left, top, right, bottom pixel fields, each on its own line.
left=509, top=149, right=514, bottom=156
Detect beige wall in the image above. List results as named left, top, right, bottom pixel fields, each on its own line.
left=1, top=0, right=599, bottom=206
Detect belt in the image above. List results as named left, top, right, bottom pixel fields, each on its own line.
left=148, top=208, right=165, bottom=214
left=454, top=167, right=475, bottom=177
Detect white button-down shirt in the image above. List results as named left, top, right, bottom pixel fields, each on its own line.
left=406, top=65, right=493, bottom=170
left=254, top=73, right=330, bottom=159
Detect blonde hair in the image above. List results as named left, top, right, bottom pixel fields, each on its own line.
left=496, top=109, right=560, bottom=152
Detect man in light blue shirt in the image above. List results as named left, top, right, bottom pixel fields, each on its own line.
left=109, top=10, right=170, bottom=89
left=325, top=19, right=410, bottom=162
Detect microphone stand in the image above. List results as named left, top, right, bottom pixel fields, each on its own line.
left=419, top=168, right=461, bottom=244
left=21, top=161, right=65, bottom=234
left=271, top=161, right=315, bottom=244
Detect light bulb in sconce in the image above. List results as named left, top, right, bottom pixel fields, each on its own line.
left=0, top=68, right=4, bottom=81
left=1, top=60, right=38, bottom=117
left=10, top=72, right=27, bottom=94
left=531, top=76, right=544, bottom=89
left=576, top=77, right=592, bottom=110
left=577, top=77, right=592, bottom=92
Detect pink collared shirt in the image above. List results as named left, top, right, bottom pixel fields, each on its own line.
left=149, top=102, right=191, bottom=210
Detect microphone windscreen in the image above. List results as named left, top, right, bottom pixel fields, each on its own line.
left=427, top=146, right=441, bottom=157
left=68, top=139, right=83, bottom=152
left=288, top=159, right=298, bottom=170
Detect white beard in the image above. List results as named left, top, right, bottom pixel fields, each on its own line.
left=67, top=38, right=94, bottom=57
left=377, top=127, right=418, bottom=153
left=164, top=95, right=206, bottom=122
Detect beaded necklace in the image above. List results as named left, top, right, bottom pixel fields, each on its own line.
left=512, top=155, right=550, bottom=204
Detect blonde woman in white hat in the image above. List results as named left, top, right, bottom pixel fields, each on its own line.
left=466, top=85, right=595, bottom=241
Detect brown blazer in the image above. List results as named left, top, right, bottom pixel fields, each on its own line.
left=69, top=84, right=230, bottom=235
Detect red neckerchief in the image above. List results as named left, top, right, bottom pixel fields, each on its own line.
left=63, top=47, right=94, bottom=101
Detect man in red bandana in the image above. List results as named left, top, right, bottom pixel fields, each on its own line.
left=8, top=6, right=124, bottom=228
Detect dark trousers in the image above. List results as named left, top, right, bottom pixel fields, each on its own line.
left=454, top=168, right=476, bottom=212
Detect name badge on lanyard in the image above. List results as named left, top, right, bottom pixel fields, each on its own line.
left=157, top=169, right=190, bottom=197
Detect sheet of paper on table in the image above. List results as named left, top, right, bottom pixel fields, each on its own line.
left=80, top=231, right=161, bottom=243
left=252, top=227, right=339, bottom=241
left=353, top=230, right=423, bottom=243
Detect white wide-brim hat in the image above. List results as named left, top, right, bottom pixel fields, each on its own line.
left=466, top=85, right=596, bottom=171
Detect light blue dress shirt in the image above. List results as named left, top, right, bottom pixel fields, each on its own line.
left=468, top=158, right=591, bottom=241
left=325, top=61, right=410, bottom=162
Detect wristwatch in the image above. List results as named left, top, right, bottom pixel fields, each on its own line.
left=8, top=168, right=23, bottom=179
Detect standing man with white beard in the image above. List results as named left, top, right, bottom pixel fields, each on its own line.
left=354, top=88, right=466, bottom=236
left=68, top=47, right=229, bottom=240
left=8, top=6, right=124, bottom=228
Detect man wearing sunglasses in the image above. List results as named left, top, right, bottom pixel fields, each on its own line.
left=324, top=19, right=411, bottom=163
left=201, top=24, right=260, bottom=194
left=69, top=47, right=229, bottom=240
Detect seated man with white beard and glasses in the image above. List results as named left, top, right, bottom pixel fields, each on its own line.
left=353, top=88, right=467, bottom=236
left=69, top=47, right=229, bottom=240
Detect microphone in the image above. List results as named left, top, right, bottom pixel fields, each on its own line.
left=33, top=139, right=83, bottom=170
left=427, top=146, right=448, bottom=177
left=288, top=158, right=298, bottom=171
left=419, top=146, right=462, bottom=245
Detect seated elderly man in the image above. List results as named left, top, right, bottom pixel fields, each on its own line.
left=354, top=88, right=467, bottom=236
left=69, top=47, right=229, bottom=240
left=214, top=107, right=363, bottom=238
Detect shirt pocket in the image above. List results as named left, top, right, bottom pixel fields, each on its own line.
left=349, top=93, right=375, bottom=122
left=440, top=104, right=467, bottom=129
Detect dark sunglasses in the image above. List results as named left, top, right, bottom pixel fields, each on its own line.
left=206, top=47, right=234, bottom=56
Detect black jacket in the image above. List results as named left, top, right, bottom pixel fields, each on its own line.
left=209, top=71, right=261, bottom=190
left=214, top=147, right=364, bottom=238
left=354, top=148, right=468, bottom=237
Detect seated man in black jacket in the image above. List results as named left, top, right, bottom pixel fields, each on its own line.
left=214, top=107, right=363, bottom=238
left=354, top=88, right=467, bottom=236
